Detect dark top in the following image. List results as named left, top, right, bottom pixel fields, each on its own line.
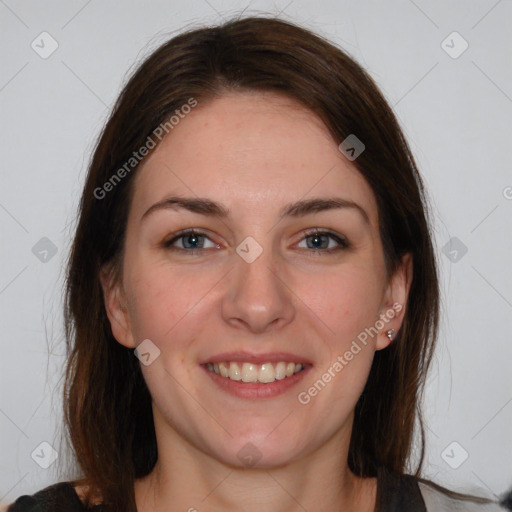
left=4, top=467, right=426, bottom=511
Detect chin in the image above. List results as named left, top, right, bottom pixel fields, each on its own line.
left=207, top=432, right=306, bottom=470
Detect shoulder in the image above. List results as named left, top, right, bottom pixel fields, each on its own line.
left=376, top=467, right=510, bottom=512
left=418, top=479, right=508, bottom=512
left=4, top=482, right=101, bottom=512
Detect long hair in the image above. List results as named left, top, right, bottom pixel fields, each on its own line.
left=63, top=15, right=440, bottom=511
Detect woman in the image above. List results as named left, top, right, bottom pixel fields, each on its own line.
left=6, top=15, right=510, bottom=512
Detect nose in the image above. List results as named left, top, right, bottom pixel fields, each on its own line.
left=221, top=242, right=296, bottom=334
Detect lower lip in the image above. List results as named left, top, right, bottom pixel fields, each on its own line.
left=201, top=364, right=311, bottom=399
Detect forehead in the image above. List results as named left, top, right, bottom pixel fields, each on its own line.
left=130, top=91, right=379, bottom=228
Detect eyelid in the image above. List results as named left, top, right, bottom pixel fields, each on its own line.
left=301, top=227, right=347, bottom=241
left=162, top=228, right=218, bottom=249
left=298, top=228, right=350, bottom=250
left=162, top=228, right=350, bottom=252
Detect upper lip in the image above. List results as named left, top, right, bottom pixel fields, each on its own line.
left=200, top=351, right=313, bottom=365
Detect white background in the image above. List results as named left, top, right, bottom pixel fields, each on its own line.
left=1, top=0, right=511, bottom=506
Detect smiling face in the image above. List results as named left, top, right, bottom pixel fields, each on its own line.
left=101, top=90, right=411, bottom=470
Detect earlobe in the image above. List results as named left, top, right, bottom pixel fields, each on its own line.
left=99, top=266, right=136, bottom=348
left=376, top=252, right=413, bottom=350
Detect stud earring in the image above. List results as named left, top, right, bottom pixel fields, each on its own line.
left=386, top=329, right=395, bottom=340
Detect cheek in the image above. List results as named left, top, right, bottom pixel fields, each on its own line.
left=123, top=259, right=222, bottom=347
left=124, top=264, right=190, bottom=343
left=318, top=266, right=384, bottom=404
left=297, top=263, right=384, bottom=345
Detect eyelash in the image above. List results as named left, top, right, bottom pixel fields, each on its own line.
left=162, top=228, right=350, bottom=255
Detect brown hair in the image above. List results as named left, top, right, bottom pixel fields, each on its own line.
left=62, top=15, right=441, bottom=511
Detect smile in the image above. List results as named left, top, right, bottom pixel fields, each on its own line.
left=204, top=361, right=306, bottom=384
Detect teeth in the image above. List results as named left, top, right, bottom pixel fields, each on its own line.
left=242, top=363, right=258, bottom=382
left=205, top=361, right=305, bottom=383
left=229, top=361, right=242, bottom=381
left=275, top=362, right=287, bottom=380
left=218, top=362, right=229, bottom=377
left=258, top=363, right=275, bottom=383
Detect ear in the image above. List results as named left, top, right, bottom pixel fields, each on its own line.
left=99, top=265, right=136, bottom=349
left=375, top=252, right=413, bottom=350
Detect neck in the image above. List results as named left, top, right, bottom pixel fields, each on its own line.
left=134, top=413, right=377, bottom=512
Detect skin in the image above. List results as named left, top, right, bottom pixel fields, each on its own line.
left=100, top=91, right=413, bottom=512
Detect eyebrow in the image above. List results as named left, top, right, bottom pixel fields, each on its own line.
left=141, top=196, right=370, bottom=224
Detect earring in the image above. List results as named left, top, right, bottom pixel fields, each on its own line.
left=386, top=329, right=395, bottom=340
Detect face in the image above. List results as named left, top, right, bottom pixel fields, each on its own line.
left=101, top=91, right=411, bottom=469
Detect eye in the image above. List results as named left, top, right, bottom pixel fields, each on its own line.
left=162, top=228, right=350, bottom=255
left=297, top=229, right=350, bottom=253
left=163, top=229, right=219, bottom=253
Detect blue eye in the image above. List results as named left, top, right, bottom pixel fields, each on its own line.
left=163, top=228, right=349, bottom=254
left=298, top=229, right=349, bottom=253
left=163, top=229, right=218, bottom=253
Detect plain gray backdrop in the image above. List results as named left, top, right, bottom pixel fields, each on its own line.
left=1, top=0, right=511, bottom=506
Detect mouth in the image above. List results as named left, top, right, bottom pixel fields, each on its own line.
left=199, top=352, right=312, bottom=399
left=203, top=361, right=308, bottom=384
